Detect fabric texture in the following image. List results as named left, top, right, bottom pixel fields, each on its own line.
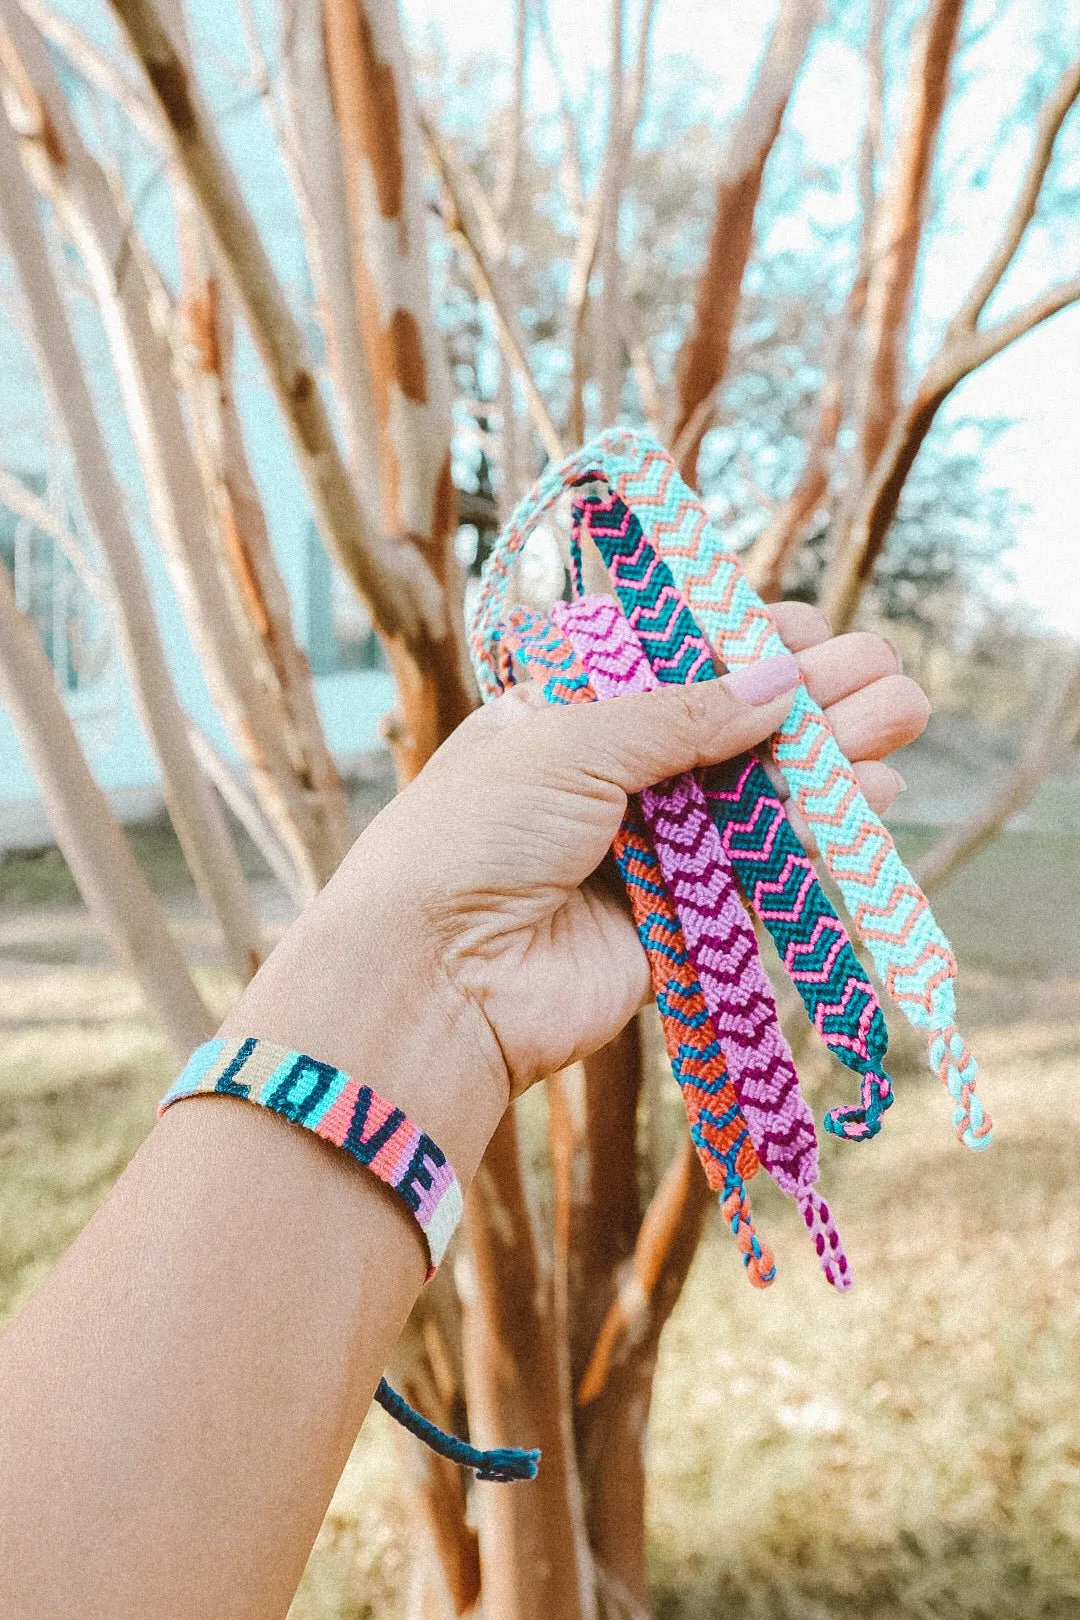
left=470, top=427, right=989, bottom=1153
left=571, top=487, right=893, bottom=1141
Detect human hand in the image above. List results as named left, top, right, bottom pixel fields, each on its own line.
left=222, top=604, right=928, bottom=1176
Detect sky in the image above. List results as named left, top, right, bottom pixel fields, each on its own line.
left=402, top=0, right=1080, bottom=637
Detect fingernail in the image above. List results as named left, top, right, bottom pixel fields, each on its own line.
left=889, top=767, right=908, bottom=795
left=723, top=653, right=800, bottom=706
left=884, top=637, right=904, bottom=673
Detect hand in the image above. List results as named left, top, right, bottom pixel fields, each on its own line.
left=222, top=605, right=928, bottom=1175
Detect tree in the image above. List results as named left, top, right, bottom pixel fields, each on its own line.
left=0, top=1, right=1077, bottom=1614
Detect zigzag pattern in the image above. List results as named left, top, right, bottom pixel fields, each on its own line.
left=499, top=608, right=774, bottom=1287
left=570, top=489, right=893, bottom=1140
left=468, top=429, right=990, bottom=1153
left=554, top=596, right=849, bottom=1289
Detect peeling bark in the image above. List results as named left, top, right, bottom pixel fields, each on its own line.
left=0, top=561, right=214, bottom=1055
left=0, top=80, right=262, bottom=985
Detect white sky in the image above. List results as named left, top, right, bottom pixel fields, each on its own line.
left=404, top=0, right=1080, bottom=637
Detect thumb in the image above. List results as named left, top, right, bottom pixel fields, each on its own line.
left=502, top=652, right=801, bottom=796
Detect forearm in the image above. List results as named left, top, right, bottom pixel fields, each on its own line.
left=0, top=890, right=507, bottom=1620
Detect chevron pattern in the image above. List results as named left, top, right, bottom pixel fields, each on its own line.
left=469, top=428, right=990, bottom=1153
left=571, top=489, right=894, bottom=1140
left=499, top=607, right=775, bottom=1287
left=554, top=596, right=849, bottom=1289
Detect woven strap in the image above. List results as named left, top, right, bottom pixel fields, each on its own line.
left=572, top=488, right=893, bottom=1142
left=554, top=596, right=849, bottom=1289
left=470, top=426, right=990, bottom=1153
left=161, top=1037, right=540, bottom=1482
left=500, top=607, right=775, bottom=1287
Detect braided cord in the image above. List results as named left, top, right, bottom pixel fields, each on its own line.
left=554, top=597, right=849, bottom=1289
left=572, top=488, right=893, bottom=1141
left=501, top=607, right=775, bottom=1287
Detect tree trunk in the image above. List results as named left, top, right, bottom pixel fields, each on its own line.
left=0, top=83, right=262, bottom=986
left=0, top=562, right=213, bottom=1056
left=668, top=0, right=818, bottom=484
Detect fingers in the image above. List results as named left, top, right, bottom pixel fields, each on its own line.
left=823, top=673, right=931, bottom=761
left=502, top=653, right=801, bottom=798
left=796, top=631, right=902, bottom=709
left=770, top=601, right=832, bottom=652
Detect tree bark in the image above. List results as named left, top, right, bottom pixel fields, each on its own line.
left=320, top=0, right=477, bottom=782
left=107, top=0, right=446, bottom=652
left=0, top=0, right=350, bottom=899
left=0, top=562, right=213, bottom=1056
left=0, top=83, right=262, bottom=986
left=668, top=0, right=819, bottom=484
left=460, top=1111, right=597, bottom=1620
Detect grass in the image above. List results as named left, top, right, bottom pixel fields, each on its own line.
left=2, top=828, right=1079, bottom=1616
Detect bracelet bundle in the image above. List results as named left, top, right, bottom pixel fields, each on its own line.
left=472, top=426, right=992, bottom=1289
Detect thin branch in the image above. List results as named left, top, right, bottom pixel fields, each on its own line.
left=577, top=1138, right=710, bottom=1406
left=667, top=0, right=819, bottom=482
left=105, top=0, right=444, bottom=648
left=950, top=53, right=1080, bottom=332
left=0, top=465, right=102, bottom=598
left=914, top=643, right=1080, bottom=894
left=493, top=0, right=527, bottom=222
left=16, top=0, right=162, bottom=146
left=187, top=723, right=307, bottom=907
left=624, top=0, right=659, bottom=137
left=596, top=0, right=627, bottom=424
left=422, top=116, right=566, bottom=461
left=532, top=0, right=583, bottom=216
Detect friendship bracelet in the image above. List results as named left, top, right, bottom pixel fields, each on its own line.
left=161, top=1037, right=540, bottom=1483
left=501, top=607, right=775, bottom=1288
left=571, top=488, right=894, bottom=1142
left=470, top=426, right=990, bottom=1154
left=553, top=596, right=849, bottom=1288
left=161, top=1036, right=463, bottom=1273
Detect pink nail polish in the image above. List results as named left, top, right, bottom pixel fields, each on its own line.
left=723, top=653, right=800, bottom=706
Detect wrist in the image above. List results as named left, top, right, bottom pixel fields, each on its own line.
left=216, top=888, right=509, bottom=1186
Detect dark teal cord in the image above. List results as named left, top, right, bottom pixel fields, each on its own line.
left=373, top=1378, right=541, bottom=1483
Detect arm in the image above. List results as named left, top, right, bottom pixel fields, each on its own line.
left=0, top=609, right=924, bottom=1620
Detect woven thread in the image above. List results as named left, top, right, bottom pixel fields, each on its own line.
left=573, top=488, right=894, bottom=1141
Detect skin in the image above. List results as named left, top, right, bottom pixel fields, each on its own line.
left=0, top=605, right=928, bottom=1620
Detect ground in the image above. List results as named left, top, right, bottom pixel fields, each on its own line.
left=2, top=822, right=1079, bottom=1618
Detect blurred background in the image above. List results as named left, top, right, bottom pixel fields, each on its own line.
left=1, top=0, right=1079, bottom=1615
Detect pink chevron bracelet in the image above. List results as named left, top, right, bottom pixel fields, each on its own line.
left=160, top=1037, right=540, bottom=1483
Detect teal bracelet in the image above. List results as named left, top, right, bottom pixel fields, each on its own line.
left=162, top=1036, right=539, bottom=1483
left=162, top=1036, right=463, bottom=1276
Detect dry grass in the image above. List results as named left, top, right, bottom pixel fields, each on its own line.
left=2, top=830, right=1079, bottom=1617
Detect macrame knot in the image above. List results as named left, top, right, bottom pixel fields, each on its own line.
left=929, top=1025, right=992, bottom=1152
left=823, top=1068, right=894, bottom=1142
left=722, top=1184, right=776, bottom=1288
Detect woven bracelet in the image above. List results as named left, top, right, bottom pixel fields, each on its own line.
left=161, top=1037, right=540, bottom=1483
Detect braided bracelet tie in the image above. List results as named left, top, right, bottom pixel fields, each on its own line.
left=501, top=607, right=775, bottom=1286
left=161, top=1038, right=539, bottom=1483
left=571, top=487, right=894, bottom=1141
left=553, top=596, right=849, bottom=1288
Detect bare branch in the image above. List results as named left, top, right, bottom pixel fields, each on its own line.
left=596, top=0, right=627, bottom=424
left=105, top=0, right=445, bottom=648
left=915, top=643, right=1080, bottom=894
left=17, top=0, right=161, bottom=146
left=422, top=115, right=566, bottom=461
left=668, top=0, right=819, bottom=483
left=0, top=559, right=215, bottom=1054
left=493, top=0, right=527, bottom=222
left=0, top=63, right=263, bottom=983
left=624, top=0, right=659, bottom=138
left=577, top=1138, right=710, bottom=1406
left=532, top=0, right=583, bottom=215
left=0, top=465, right=101, bottom=598
left=187, top=724, right=306, bottom=907
left=951, top=53, right=1080, bottom=333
